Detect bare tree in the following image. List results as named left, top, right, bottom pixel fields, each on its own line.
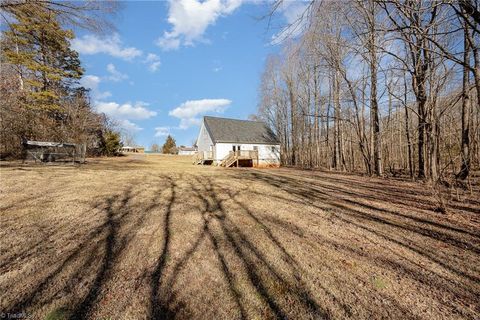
left=258, top=0, right=479, bottom=181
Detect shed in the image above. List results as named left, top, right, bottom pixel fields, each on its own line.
left=120, top=146, right=145, bottom=153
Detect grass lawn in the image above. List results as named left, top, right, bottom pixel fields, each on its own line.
left=1, top=154, right=479, bottom=319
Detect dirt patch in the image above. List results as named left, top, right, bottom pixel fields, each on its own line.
left=1, top=155, right=479, bottom=319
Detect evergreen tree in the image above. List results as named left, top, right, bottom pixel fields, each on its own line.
left=100, top=130, right=122, bottom=156
left=2, top=3, right=83, bottom=110
left=162, top=135, right=177, bottom=154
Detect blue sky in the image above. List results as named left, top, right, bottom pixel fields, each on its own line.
left=72, top=1, right=305, bottom=149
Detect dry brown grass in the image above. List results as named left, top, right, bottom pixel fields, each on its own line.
left=1, top=154, right=479, bottom=320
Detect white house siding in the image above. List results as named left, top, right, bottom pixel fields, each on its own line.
left=196, top=123, right=213, bottom=152
left=214, top=143, right=280, bottom=166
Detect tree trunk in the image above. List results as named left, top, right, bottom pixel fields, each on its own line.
left=404, top=75, right=414, bottom=178
left=313, top=66, right=320, bottom=167
left=415, top=73, right=428, bottom=179
left=287, top=77, right=297, bottom=166
left=368, top=1, right=382, bottom=176
left=333, top=71, right=342, bottom=170
left=459, top=23, right=472, bottom=179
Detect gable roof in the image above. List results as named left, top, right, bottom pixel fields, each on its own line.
left=178, top=146, right=197, bottom=151
left=203, top=116, right=279, bottom=144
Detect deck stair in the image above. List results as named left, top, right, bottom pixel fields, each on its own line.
left=219, top=150, right=258, bottom=167
left=219, top=152, right=236, bottom=167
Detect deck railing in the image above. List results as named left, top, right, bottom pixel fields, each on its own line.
left=193, top=151, right=213, bottom=163
left=232, top=150, right=258, bottom=159
left=220, top=150, right=259, bottom=167
left=195, top=150, right=259, bottom=166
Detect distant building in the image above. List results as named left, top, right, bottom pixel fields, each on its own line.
left=194, top=116, right=280, bottom=167
left=120, top=146, right=145, bottom=153
left=178, top=146, right=197, bottom=155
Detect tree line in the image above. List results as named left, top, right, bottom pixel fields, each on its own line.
left=258, top=0, right=480, bottom=182
left=0, top=0, right=122, bottom=159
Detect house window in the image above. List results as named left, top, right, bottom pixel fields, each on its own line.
left=271, top=146, right=276, bottom=152
left=253, top=146, right=258, bottom=151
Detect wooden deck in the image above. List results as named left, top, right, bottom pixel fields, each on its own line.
left=219, top=150, right=259, bottom=167
left=193, top=151, right=214, bottom=165
left=193, top=150, right=259, bottom=167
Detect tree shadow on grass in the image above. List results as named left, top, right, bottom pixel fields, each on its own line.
left=152, top=175, right=333, bottom=319
left=68, top=187, right=135, bottom=319
left=243, top=171, right=480, bottom=253
left=4, top=176, right=178, bottom=319
left=235, top=170, right=480, bottom=315
left=5, top=169, right=479, bottom=319
left=146, top=173, right=436, bottom=319
left=5, top=185, right=133, bottom=316
left=149, top=176, right=178, bottom=320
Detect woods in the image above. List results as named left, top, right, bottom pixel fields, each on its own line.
left=0, top=0, right=120, bottom=158
left=259, top=0, right=480, bottom=182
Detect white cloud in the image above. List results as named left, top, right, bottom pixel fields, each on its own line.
left=79, top=75, right=112, bottom=100
left=169, top=98, right=231, bottom=118
left=169, top=98, right=231, bottom=128
left=156, top=37, right=181, bottom=51
left=117, top=119, right=143, bottom=132
left=71, top=33, right=142, bottom=60
left=106, top=63, right=128, bottom=82
left=144, top=53, right=161, bottom=72
left=95, top=101, right=157, bottom=120
left=93, top=100, right=157, bottom=135
left=213, top=66, right=222, bottom=72
left=95, top=91, right=112, bottom=100
left=155, top=127, right=170, bottom=137
left=179, top=118, right=202, bottom=129
left=156, top=0, right=244, bottom=50
left=80, top=74, right=100, bottom=89
left=80, top=72, right=156, bottom=135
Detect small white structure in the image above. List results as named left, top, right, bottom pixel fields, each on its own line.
left=178, top=146, right=197, bottom=155
left=195, top=116, right=280, bottom=167
left=120, top=146, right=145, bottom=153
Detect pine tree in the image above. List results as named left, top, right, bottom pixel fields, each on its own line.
left=162, top=135, right=177, bottom=154
left=2, top=3, right=84, bottom=110
left=100, top=130, right=122, bottom=156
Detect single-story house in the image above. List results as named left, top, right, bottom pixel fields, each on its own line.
left=120, top=146, right=145, bottom=153
left=195, top=116, right=280, bottom=167
left=178, top=146, right=197, bottom=155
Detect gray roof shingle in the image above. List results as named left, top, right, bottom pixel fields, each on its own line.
left=178, top=146, right=197, bottom=151
left=203, top=116, right=279, bottom=144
